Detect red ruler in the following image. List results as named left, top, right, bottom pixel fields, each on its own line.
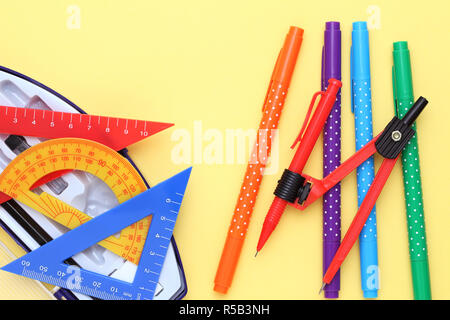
left=0, top=105, right=173, bottom=203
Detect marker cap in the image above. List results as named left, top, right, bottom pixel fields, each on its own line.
left=351, top=21, right=370, bottom=80
left=359, top=239, right=379, bottom=298
left=214, top=236, right=244, bottom=294
left=393, top=41, right=414, bottom=100
left=411, top=260, right=432, bottom=300
left=273, top=26, right=304, bottom=83
left=323, top=21, right=341, bottom=80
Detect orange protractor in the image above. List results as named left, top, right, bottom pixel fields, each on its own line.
left=0, top=138, right=150, bottom=264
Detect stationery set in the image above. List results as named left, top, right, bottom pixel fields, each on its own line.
left=215, top=22, right=431, bottom=299
left=0, top=19, right=431, bottom=300
left=0, top=66, right=191, bottom=300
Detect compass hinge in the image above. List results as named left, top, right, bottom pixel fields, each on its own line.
left=375, top=116, right=415, bottom=159
left=274, top=169, right=311, bottom=205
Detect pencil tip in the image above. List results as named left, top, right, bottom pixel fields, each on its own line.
left=254, top=251, right=259, bottom=258
left=319, top=282, right=326, bottom=295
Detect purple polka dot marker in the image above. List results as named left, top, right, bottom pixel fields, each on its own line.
left=322, top=21, right=341, bottom=299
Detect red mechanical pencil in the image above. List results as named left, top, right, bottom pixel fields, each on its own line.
left=256, top=78, right=342, bottom=253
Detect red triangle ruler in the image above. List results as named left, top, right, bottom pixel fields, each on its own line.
left=0, top=105, right=173, bottom=204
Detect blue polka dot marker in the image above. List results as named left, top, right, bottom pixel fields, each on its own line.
left=351, top=21, right=379, bottom=298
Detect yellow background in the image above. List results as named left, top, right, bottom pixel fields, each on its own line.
left=0, top=0, right=449, bottom=300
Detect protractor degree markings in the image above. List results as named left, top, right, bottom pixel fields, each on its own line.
left=19, top=190, right=57, bottom=219
left=3, top=139, right=153, bottom=263
left=101, top=237, right=125, bottom=247
left=99, top=163, right=138, bottom=196
left=39, top=194, right=70, bottom=222
left=9, top=153, right=64, bottom=188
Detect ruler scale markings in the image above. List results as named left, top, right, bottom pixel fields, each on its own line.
left=0, top=139, right=151, bottom=261
left=0, top=105, right=173, bottom=151
left=0, top=105, right=174, bottom=205
left=11, top=166, right=189, bottom=300
left=0, top=107, right=180, bottom=299
left=0, top=139, right=191, bottom=299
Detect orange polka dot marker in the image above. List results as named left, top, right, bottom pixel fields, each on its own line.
left=214, top=26, right=303, bottom=294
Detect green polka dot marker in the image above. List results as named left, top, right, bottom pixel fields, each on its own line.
left=393, top=41, right=431, bottom=300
